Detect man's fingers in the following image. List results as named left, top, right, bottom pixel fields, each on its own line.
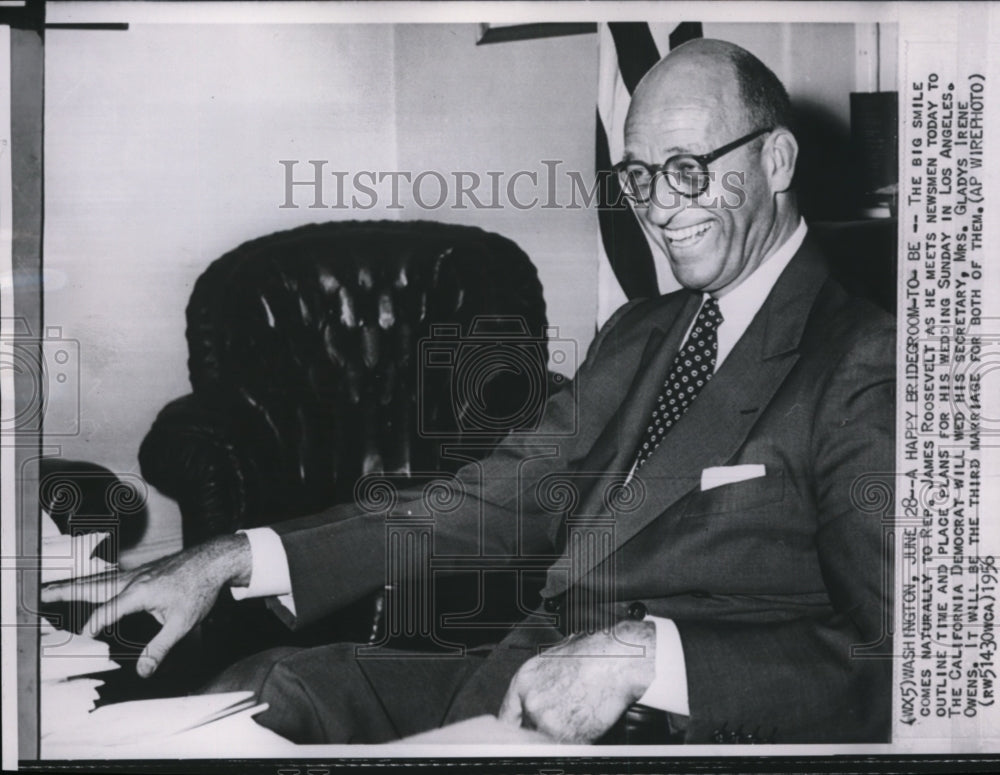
left=497, top=685, right=523, bottom=727
left=39, top=580, right=72, bottom=603
left=533, top=708, right=570, bottom=742
left=137, top=619, right=187, bottom=678
left=82, top=587, right=147, bottom=637
left=41, top=571, right=125, bottom=605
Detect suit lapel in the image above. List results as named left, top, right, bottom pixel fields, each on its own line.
left=548, top=239, right=832, bottom=595
left=541, top=291, right=699, bottom=550
left=575, top=291, right=702, bottom=476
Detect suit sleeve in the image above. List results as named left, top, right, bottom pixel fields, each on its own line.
left=267, top=299, right=649, bottom=629
left=675, top=319, right=895, bottom=743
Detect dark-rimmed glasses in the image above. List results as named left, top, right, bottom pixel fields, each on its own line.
left=613, top=127, right=773, bottom=204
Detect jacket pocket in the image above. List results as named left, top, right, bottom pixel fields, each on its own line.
left=683, top=467, right=785, bottom=517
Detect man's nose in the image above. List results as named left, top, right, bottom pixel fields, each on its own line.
left=640, top=178, right=685, bottom=227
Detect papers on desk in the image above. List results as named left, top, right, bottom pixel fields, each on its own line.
left=38, top=507, right=299, bottom=757
left=40, top=679, right=105, bottom=740
left=41, top=689, right=298, bottom=757
left=39, top=618, right=298, bottom=758
left=397, top=715, right=554, bottom=744
left=39, top=619, right=116, bottom=747
left=38, top=515, right=121, bottom=717
left=39, top=619, right=120, bottom=681
left=47, top=691, right=260, bottom=747
left=40, top=508, right=117, bottom=583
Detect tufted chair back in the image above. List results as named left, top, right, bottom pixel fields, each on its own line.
left=140, top=220, right=551, bottom=545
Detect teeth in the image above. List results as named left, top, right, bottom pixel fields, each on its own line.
left=666, top=221, right=712, bottom=244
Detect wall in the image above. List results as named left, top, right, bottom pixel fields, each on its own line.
left=44, top=24, right=399, bottom=564
left=392, top=25, right=598, bottom=364
left=701, top=23, right=858, bottom=127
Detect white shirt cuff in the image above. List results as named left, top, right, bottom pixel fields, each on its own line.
left=230, top=527, right=297, bottom=616
left=636, top=616, right=690, bottom=715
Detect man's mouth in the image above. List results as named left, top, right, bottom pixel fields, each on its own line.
left=664, top=220, right=713, bottom=247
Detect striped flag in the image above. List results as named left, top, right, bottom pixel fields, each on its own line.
left=596, top=22, right=703, bottom=326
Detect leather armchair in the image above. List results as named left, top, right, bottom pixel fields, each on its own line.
left=139, top=220, right=555, bottom=660
left=140, top=220, right=551, bottom=539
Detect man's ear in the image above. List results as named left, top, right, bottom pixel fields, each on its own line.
left=762, top=128, right=798, bottom=193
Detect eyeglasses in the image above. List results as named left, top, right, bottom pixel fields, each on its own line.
left=612, top=127, right=773, bottom=204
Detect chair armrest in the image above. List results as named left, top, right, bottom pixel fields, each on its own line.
left=39, top=458, right=149, bottom=562
left=140, top=395, right=388, bottom=660
left=139, top=394, right=269, bottom=544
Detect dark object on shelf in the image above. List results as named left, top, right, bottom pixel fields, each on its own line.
left=850, top=91, right=899, bottom=217
left=812, top=218, right=898, bottom=315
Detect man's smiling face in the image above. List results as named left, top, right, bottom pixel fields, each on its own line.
left=623, top=52, right=783, bottom=297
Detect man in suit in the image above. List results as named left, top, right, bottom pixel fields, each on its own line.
left=43, top=38, right=894, bottom=744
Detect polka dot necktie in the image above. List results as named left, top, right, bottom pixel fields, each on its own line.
left=633, top=297, right=723, bottom=469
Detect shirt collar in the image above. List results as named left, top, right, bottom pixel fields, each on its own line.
left=714, top=218, right=807, bottom=329
left=709, top=217, right=807, bottom=367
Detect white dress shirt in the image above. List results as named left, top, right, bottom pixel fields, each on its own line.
left=231, top=218, right=809, bottom=717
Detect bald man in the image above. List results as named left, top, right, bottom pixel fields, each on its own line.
left=44, top=40, right=894, bottom=744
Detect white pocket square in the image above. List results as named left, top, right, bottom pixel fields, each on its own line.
left=700, top=464, right=766, bottom=492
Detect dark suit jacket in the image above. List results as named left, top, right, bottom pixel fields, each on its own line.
left=269, top=235, right=896, bottom=743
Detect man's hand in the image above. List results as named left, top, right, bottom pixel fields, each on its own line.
left=41, top=534, right=253, bottom=678
left=498, top=620, right=656, bottom=743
